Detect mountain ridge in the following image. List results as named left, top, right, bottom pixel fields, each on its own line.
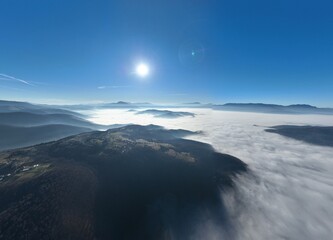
left=0, top=125, right=246, bottom=240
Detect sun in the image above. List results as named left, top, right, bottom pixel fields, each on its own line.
left=135, top=63, right=150, bottom=78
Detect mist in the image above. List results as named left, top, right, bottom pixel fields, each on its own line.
left=85, top=108, right=333, bottom=239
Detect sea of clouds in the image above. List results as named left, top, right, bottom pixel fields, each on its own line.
left=85, top=108, right=333, bottom=240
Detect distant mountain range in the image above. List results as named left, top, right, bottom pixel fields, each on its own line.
left=0, top=124, right=91, bottom=151
left=0, top=111, right=108, bottom=129
left=0, top=100, right=118, bottom=151
left=49, top=101, right=333, bottom=115
left=1, top=99, right=333, bottom=117
left=136, top=109, right=195, bottom=118
left=0, top=100, right=83, bottom=116
left=100, top=101, right=153, bottom=109
left=54, top=101, right=154, bottom=110
left=212, top=103, right=333, bottom=115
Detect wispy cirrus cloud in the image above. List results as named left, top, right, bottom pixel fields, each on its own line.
left=0, top=73, right=34, bottom=86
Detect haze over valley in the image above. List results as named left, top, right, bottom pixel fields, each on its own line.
left=1, top=100, right=333, bottom=239
left=1, top=0, right=333, bottom=239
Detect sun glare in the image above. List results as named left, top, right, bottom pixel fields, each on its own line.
left=135, top=63, right=150, bottom=78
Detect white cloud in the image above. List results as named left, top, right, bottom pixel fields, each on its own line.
left=85, top=108, right=333, bottom=239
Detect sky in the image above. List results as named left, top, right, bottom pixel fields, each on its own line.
left=0, top=0, right=333, bottom=106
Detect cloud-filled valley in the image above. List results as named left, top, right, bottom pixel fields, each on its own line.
left=1, top=100, right=333, bottom=239
left=86, top=108, right=333, bottom=240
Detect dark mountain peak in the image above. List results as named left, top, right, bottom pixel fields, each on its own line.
left=287, top=104, right=317, bottom=109
left=116, top=101, right=130, bottom=104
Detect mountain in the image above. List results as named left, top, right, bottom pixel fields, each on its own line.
left=99, top=101, right=153, bottom=109
left=136, top=109, right=195, bottom=118
left=0, top=100, right=36, bottom=109
left=116, top=101, right=130, bottom=104
left=213, top=103, right=333, bottom=115
left=0, top=112, right=95, bottom=127
left=0, top=112, right=102, bottom=128
left=0, top=100, right=123, bottom=151
left=0, top=100, right=83, bottom=116
left=266, top=125, right=333, bottom=147
left=0, top=111, right=124, bottom=150
left=0, top=125, right=246, bottom=240
left=49, top=102, right=144, bottom=111
left=184, top=102, right=201, bottom=105
left=0, top=124, right=91, bottom=151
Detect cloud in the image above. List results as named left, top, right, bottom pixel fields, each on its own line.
left=85, top=108, right=333, bottom=240
left=0, top=73, right=34, bottom=86
left=190, top=112, right=333, bottom=240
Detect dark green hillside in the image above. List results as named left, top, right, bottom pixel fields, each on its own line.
left=0, top=125, right=246, bottom=240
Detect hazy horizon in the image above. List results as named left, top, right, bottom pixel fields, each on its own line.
left=1, top=98, right=333, bottom=109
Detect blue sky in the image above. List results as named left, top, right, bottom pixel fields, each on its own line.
left=0, top=0, right=333, bottom=106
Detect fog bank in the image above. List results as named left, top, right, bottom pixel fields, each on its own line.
left=86, top=108, right=333, bottom=239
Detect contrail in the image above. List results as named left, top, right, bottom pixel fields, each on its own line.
left=0, top=73, right=34, bottom=86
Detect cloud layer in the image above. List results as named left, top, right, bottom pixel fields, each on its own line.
left=86, top=108, right=333, bottom=240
